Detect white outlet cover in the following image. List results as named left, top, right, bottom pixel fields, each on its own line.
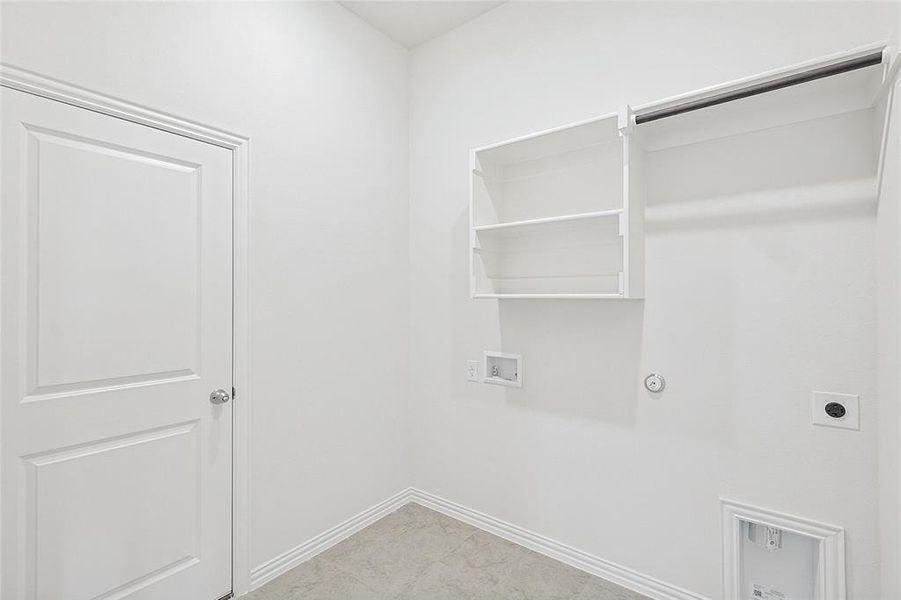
left=812, top=391, right=859, bottom=430
left=466, top=360, right=479, bottom=383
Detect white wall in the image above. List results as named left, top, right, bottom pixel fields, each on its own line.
left=4, top=2, right=900, bottom=598
left=0, top=0, right=411, bottom=580
left=408, top=2, right=897, bottom=598
left=877, top=5, right=901, bottom=597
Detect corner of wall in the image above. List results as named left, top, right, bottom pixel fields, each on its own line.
left=877, top=21, right=901, bottom=596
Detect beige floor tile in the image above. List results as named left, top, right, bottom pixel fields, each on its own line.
left=245, top=557, right=380, bottom=600
left=365, top=505, right=425, bottom=539
left=397, top=560, right=497, bottom=600
left=317, top=529, right=383, bottom=566
left=321, top=528, right=434, bottom=596
left=414, top=506, right=480, bottom=537
left=437, top=529, right=522, bottom=589
left=318, top=506, right=419, bottom=565
left=576, top=576, right=650, bottom=600
left=392, top=520, right=474, bottom=561
left=493, top=551, right=591, bottom=600
left=246, top=504, right=651, bottom=600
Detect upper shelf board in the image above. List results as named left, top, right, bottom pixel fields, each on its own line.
left=473, top=112, right=621, bottom=167
left=632, top=44, right=889, bottom=151
left=471, top=293, right=630, bottom=299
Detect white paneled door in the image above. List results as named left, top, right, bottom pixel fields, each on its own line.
left=1, top=87, right=233, bottom=600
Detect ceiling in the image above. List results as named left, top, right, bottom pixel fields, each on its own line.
left=338, top=1, right=506, bottom=49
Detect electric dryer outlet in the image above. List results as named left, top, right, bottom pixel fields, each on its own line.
left=811, top=391, right=859, bottom=430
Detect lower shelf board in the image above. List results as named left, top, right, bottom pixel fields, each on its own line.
left=471, top=293, right=639, bottom=299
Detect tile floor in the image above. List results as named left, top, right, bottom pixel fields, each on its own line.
left=246, top=503, right=649, bottom=600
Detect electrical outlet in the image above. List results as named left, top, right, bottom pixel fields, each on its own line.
left=812, top=391, right=859, bottom=430
left=466, top=360, right=479, bottom=383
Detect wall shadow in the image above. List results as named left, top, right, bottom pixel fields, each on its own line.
left=498, top=299, right=644, bottom=425
left=644, top=109, right=877, bottom=233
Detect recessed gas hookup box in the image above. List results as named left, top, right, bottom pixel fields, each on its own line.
left=483, top=351, right=522, bottom=387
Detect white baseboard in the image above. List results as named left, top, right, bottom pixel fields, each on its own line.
left=408, top=488, right=709, bottom=600
left=248, top=488, right=413, bottom=590
left=248, top=487, right=707, bottom=600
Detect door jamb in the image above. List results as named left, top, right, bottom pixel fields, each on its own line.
left=0, top=64, right=253, bottom=596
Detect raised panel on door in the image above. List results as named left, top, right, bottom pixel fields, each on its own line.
left=1, top=87, right=233, bottom=600
left=24, top=423, right=201, bottom=600
left=26, top=126, right=202, bottom=398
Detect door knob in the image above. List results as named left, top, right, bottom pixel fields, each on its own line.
left=210, top=389, right=231, bottom=405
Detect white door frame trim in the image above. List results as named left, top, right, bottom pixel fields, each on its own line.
left=0, top=64, right=253, bottom=596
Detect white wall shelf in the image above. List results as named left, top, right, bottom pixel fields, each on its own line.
left=468, top=42, right=897, bottom=302
left=472, top=293, right=625, bottom=300
left=470, top=112, right=645, bottom=300
left=472, top=208, right=623, bottom=232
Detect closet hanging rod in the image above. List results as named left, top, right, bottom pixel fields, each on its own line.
left=634, top=49, right=885, bottom=125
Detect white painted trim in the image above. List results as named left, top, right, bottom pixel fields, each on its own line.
left=471, top=209, right=623, bottom=232
left=409, top=489, right=708, bottom=600
left=471, top=111, right=620, bottom=154
left=469, top=149, right=477, bottom=298
left=873, top=47, right=901, bottom=107
left=720, top=498, right=845, bottom=600
left=875, top=85, right=896, bottom=206
left=0, top=64, right=245, bottom=149
left=248, top=489, right=413, bottom=591
left=231, top=138, right=253, bottom=596
left=471, top=293, right=631, bottom=299
left=875, top=49, right=900, bottom=206
left=0, top=64, right=254, bottom=597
